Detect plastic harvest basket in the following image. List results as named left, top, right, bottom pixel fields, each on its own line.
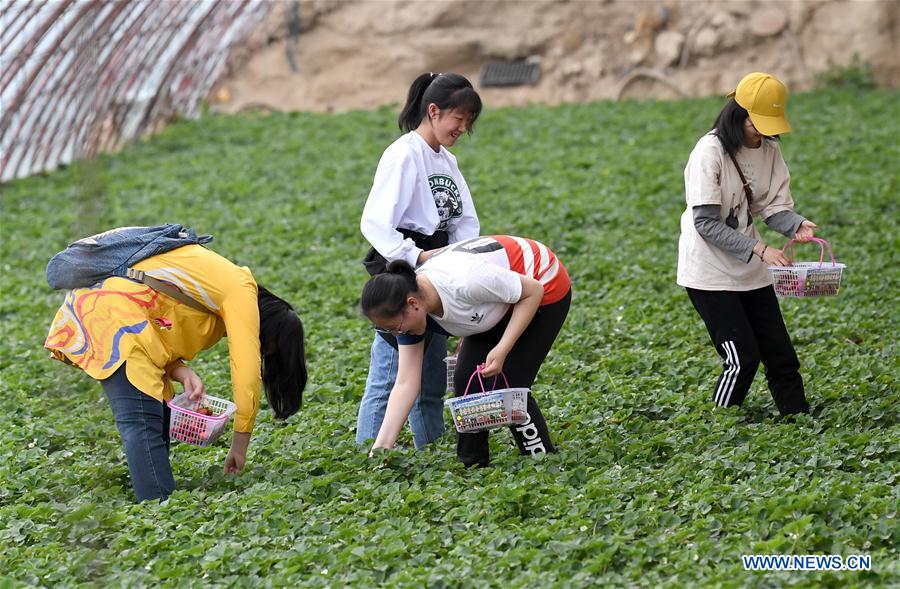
left=167, top=393, right=236, bottom=447
left=445, top=368, right=528, bottom=433
left=444, top=355, right=457, bottom=393
left=769, top=237, right=845, bottom=298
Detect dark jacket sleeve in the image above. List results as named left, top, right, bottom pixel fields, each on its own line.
left=692, top=205, right=757, bottom=263
left=764, top=210, right=806, bottom=238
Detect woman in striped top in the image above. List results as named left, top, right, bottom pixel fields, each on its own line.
left=360, top=236, right=571, bottom=467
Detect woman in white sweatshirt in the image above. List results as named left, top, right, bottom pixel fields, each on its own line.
left=357, top=73, right=482, bottom=448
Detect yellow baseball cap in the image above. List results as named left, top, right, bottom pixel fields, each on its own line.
left=727, top=72, right=791, bottom=136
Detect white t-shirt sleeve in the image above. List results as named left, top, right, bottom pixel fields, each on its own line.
left=464, top=262, right=522, bottom=305
left=757, top=142, right=796, bottom=219
left=685, top=138, right=725, bottom=207
left=360, top=148, right=422, bottom=267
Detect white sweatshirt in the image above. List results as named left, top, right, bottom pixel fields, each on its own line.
left=360, top=132, right=480, bottom=267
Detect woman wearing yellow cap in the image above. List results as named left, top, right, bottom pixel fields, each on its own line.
left=676, top=72, right=817, bottom=416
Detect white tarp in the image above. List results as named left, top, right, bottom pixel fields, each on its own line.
left=0, top=0, right=271, bottom=182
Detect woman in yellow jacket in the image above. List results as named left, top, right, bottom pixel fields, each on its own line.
left=44, top=244, right=307, bottom=502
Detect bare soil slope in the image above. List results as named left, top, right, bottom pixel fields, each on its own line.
left=213, top=0, right=899, bottom=113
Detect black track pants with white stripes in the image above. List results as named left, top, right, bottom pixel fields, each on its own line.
left=687, top=286, right=809, bottom=415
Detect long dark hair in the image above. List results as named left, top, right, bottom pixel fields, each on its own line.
left=711, top=98, right=750, bottom=157
left=257, top=285, right=307, bottom=419
left=711, top=97, right=779, bottom=157
left=360, top=260, right=419, bottom=319
left=398, top=72, right=483, bottom=133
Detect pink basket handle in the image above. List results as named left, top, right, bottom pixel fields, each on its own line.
left=461, top=364, right=511, bottom=397
left=783, top=237, right=836, bottom=268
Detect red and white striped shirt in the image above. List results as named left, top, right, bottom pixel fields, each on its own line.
left=410, top=236, right=570, bottom=338
left=489, top=235, right=570, bottom=305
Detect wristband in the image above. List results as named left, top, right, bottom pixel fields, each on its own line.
left=759, top=245, right=768, bottom=260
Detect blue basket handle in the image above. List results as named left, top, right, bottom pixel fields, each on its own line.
left=461, top=364, right=511, bottom=397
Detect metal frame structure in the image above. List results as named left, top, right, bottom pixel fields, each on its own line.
left=0, top=0, right=272, bottom=182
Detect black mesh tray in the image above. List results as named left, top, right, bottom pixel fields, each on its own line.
left=479, top=61, right=542, bottom=87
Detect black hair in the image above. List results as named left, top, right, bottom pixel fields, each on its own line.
left=711, top=98, right=750, bottom=157
left=360, top=260, right=419, bottom=319
left=711, top=97, right=779, bottom=157
left=257, top=285, right=307, bottom=420
left=398, top=72, right=483, bottom=133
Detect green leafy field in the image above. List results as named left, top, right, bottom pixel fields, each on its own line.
left=1, top=89, right=897, bottom=588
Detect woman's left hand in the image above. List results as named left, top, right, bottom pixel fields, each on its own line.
left=224, top=450, right=245, bottom=474
left=481, top=276, right=542, bottom=378
left=481, top=344, right=510, bottom=377
left=224, top=432, right=250, bottom=474
left=794, top=220, right=817, bottom=242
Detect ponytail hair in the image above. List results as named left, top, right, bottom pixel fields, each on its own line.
left=398, top=72, right=483, bottom=133
left=360, top=260, right=419, bottom=319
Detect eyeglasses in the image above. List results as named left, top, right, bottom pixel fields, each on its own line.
left=374, top=311, right=408, bottom=335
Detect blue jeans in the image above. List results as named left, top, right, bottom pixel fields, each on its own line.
left=101, top=364, right=175, bottom=502
left=356, top=332, right=448, bottom=449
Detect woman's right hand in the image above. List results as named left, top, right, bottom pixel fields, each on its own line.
left=759, top=243, right=791, bottom=267
left=170, top=365, right=206, bottom=401
left=371, top=342, right=425, bottom=450
left=416, top=248, right=436, bottom=265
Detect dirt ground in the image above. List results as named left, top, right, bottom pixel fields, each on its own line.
left=211, top=0, right=899, bottom=114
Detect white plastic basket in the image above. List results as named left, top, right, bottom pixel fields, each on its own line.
left=167, top=393, right=236, bottom=447
left=444, top=368, right=528, bottom=433
left=444, top=355, right=457, bottom=393
left=769, top=238, right=845, bottom=298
